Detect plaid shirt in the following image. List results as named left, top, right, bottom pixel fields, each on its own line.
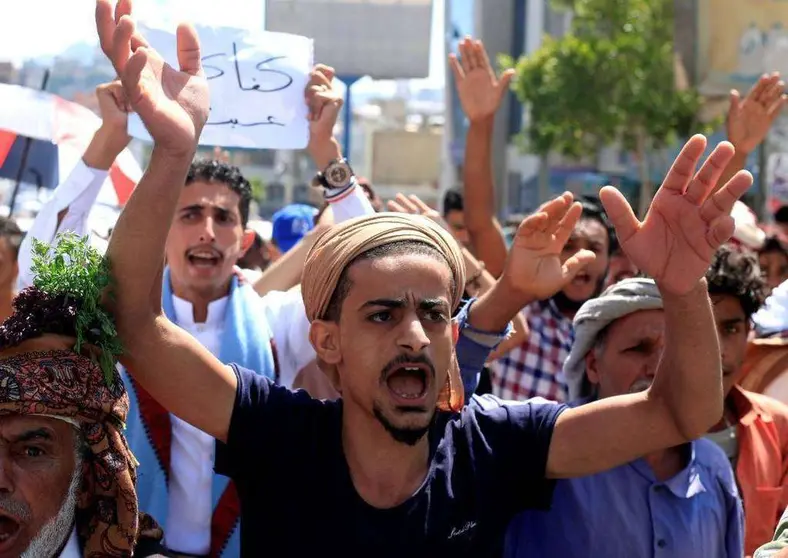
left=489, top=299, right=574, bottom=402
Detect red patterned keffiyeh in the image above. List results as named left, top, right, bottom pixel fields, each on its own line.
left=0, top=233, right=163, bottom=557
left=0, top=335, right=162, bottom=557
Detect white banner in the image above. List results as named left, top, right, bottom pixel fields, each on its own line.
left=128, top=25, right=313, bottom=149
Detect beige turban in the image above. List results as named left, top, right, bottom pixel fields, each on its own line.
left=302, top=213, right=466, bottom=321
left=301, top=213, right=467, bottom=412
left=563, top=278, right=663, bottom=401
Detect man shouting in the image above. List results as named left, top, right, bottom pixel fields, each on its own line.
left=98, top=3, right=752, bottom=556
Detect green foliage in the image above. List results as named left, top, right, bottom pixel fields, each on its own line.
left=249, top=177, right=266, bottom=202
left=507, top=0, right=711, bottom=160
left=31, top=233, right=122, bottom=386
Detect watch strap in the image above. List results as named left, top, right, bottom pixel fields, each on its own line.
left=323, top=176, right=357, bottom=204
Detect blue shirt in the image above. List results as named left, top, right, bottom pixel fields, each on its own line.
left=215, top=366, right=567, bottom=556
left=503, top=426, right=744, bottom=557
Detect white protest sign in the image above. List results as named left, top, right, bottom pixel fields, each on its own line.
left=128, top=25, right=313, bottom=149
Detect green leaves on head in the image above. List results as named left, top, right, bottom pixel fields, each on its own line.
left=31, top=233, right=122, bottom=386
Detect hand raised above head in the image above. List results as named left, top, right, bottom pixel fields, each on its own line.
left=501, top=192, right=596, bottom=302
left=387, top=193, right=451, bottom=233
left=449, top=37, right=514, bottom=123
left=95, top=0, right=210, bottom=157
left=305, top=64, right=343, bottom=144
left=728, top=72, right=786, bottom=155
left=600, top=135, right=753, bottom=296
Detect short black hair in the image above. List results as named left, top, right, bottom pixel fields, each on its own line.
left=0, top=217, right=23, bottom=260
left=775, top=205, right=788, bottom=224
left=760, top=235, right=788, bottom=256
left=579, top=195, right=616, bottom=254
left=443, top=190, right=464, bottom=216
left=322, top=240, right=456, bottom=321
left=705, top=245, right=768, bottom=320
left=186, top=159, right=253, bottom=226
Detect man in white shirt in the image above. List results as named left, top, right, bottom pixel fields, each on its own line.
left=17, top=63, right=374, bottom=555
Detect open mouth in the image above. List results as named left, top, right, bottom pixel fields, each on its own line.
left=572, top=271, right=591, bottom=284
left=386, top=364, right=431, bottom=402
left=0, top=514, right=21, bottom=549
left=186, top=248, right=222, bottom=268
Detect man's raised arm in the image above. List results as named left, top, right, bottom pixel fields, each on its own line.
left=545, top=135, right=753, bottom=478
left=97, top=0, right=236, bottom=442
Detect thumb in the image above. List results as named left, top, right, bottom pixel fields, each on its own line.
left=599, top=185, right=640, bottom=245
left=728, top=89, right=741, bottom=116
left=498, top=69, right=515, bottom=94
left=706, top=214, right=735, bottom=250
left=561, top=249, right=596, bottom=282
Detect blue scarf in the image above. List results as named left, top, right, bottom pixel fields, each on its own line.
left=123, top=267, right=277, bottom=557
left=160, top=268, right=277, bottom=380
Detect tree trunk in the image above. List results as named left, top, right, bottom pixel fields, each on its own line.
left=635, top=130, right=652, bottom=219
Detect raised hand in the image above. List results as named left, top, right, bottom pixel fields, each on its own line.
left=449, top=37, right=515, bottom=123
left=387, top=194, right=451, bottom=233
left=502, top=193, right=596, bottom=301
left=306, top=64, right=343, bottom=144
left=600, top=135, right=753, bottom=296
left=83, top=80, right=133, bottom=170
left=728, top=72, right=786, bottom=155
left=96, top=0, right=209, bottom=157
left=95, top=81, right=131, bottom=149
left=212, top=146, right=231, bottom=164
left=304, top=64, right=343, bottom=169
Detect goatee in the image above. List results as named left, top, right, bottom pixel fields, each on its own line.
left=373, top=404, right=433, bottom=446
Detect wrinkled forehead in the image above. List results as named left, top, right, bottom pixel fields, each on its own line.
left=605, top=309, right=666, bottom=343
left=0, top=414, right=77, bottom=445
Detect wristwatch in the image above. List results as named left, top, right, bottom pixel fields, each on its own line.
left=314, top=158, right=355, bottom=190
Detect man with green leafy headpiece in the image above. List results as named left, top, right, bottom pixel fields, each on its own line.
left=0, top=233, right=167, bottom=557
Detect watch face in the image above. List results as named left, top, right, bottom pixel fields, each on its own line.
left=326, top=162, right=351, bottom=189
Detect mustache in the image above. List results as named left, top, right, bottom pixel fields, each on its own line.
left=379, top=353, right=436, bottom=383
left=0, top=494, right=31, bottom=522
left=185, top=245, right=223, bottom=258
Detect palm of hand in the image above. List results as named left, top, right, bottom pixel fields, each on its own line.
left=507, top=229, right=568, bottom=300
left=620, top=190, right=713, bottom=294
left=729, top=102, right=770, bottom=153
left=125, top=54, right=209, bottom=152
left=458, top=71, right=500, bottom=120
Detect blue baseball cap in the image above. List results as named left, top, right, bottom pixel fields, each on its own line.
left=272, top=204, right=316, bottom=253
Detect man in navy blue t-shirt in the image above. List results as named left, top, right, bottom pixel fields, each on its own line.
left=98, top=9, right=753, bottom=556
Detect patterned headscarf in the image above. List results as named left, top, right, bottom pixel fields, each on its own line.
left=0, top=334, right=162, bottom=557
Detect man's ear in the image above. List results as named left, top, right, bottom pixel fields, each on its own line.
left=585, top=349, right=601, bottom=385
left=241, top=230, right=256, bottom=255
left=451, top=321, right=460, bottom=345
left=309, top=320, right=342, bottom=365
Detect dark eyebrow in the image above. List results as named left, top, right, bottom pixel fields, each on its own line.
left=721, top=318, right=745, bottom=326
left=361, top=298, right=450, bottom=312
left=11, top=428, right=53, bottom=444
left=179, top=204, right=205, bottom=214
left=420, top=299, right=450, bottom=312
left=213, top=207, right=234, bottom=219
left=362, top=298, right=406, bottom=309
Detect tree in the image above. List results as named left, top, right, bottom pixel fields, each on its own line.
left=503, top=0, right=713, bottom=216
left=249, top=177, right=266, bottom=203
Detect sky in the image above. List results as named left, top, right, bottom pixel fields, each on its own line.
left=0, top=0, right=446, bottom=89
